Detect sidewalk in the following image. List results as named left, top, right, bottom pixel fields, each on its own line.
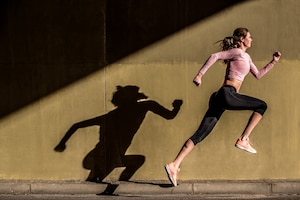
left=0, top=180, right=300, bottom=196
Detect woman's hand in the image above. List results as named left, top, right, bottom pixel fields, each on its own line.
left=272, top=51, right=281, bottom=63
left=193, top=73, right=202, bottom=86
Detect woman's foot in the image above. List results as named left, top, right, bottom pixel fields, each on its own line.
left=235, top=138, right=257, bottom=154
left=164, top=162, right=180, bottom=187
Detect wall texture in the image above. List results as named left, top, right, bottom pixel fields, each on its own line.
left=0, top=0, right=300, bottom=182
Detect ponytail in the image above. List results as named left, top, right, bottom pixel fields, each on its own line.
left=219, top=36, right=241, bottom=51
left=216, top=27, right=249, bottom=63
left=218, top=27, right=249, bottom=51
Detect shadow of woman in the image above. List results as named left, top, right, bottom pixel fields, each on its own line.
left=54, top=85, right=183, bottom=185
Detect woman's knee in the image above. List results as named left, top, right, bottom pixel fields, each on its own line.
left=189, top=136, right=200, bottom=145
left=257, top=101, right=268, bottom=115
left=189, top=117, right=218, bottom=145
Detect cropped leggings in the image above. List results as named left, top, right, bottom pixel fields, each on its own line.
left=190, top=85, right=267, bottom=145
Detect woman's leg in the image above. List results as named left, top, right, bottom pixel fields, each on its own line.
left=172, top=115, right=219, bottom=169
left=172, top=139, right=195, bottom=169
left=234, top=112, right=263, bottom=153
left=240, top=112, right=262, bottom=140
left=165, top=92, right=224, bottom=186
left=165, top=115, right=221, bottom=186
left=222, top=87, right=267, bottom=153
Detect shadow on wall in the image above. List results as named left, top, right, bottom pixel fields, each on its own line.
left=1, top=0, right=244, bottom=119
left=54, top=86, right=182, bottom=187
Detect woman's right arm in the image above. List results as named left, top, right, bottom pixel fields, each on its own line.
left=193, top=48, right=238, bottom=86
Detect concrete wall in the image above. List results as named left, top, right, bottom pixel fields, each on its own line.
left=1, top=0, right=300, bottom=182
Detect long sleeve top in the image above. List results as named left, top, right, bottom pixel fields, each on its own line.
left=198, top=48, right=275, bottom=82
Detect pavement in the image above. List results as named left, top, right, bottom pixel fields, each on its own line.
left=0, top=179, right=300, bottom=197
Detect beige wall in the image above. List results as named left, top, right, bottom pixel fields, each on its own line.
left=1, top=0, right=300, bottom=182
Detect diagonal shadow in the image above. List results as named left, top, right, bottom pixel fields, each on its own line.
left=0, top=0, right=244, bottom=119
left=106, top=0, right=245, bottom=63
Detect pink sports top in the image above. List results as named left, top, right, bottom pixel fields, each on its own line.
left=198, top=48, right=275, bottom=82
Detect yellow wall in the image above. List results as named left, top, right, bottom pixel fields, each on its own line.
left=1, top=0, right=300, bottom=182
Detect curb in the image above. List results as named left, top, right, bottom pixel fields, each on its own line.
left=0, top=180, right=299, bottom=196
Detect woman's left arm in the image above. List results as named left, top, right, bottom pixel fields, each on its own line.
left=250, top=51, right=281, bottom=79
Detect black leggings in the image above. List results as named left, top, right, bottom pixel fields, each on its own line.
left=190, top=85, right=267, bottom=145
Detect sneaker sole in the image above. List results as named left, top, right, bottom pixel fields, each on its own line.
left=164, top=165, right=177, bottom=187
left=235, top=143, right=257, bottom=154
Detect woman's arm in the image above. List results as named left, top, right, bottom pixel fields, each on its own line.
left=250, top=51, right=281, bottom=79
left=193, top=48, right=240, bottom=86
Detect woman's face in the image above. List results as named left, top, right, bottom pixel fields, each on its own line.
left=241, top=32, right=253, bottom=48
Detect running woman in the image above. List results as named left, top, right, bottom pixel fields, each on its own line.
left=165, top=27, right=281, bottom=187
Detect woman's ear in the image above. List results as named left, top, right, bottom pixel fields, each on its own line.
left=239, top=36, right=244, bottom=43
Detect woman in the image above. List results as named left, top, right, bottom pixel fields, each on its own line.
left=165, top=27, right=281, bottom=187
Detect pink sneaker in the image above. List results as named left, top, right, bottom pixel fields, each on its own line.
left=164, top=163, right=180, bottom=187
left=235, top=138, right=257, bottom=154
